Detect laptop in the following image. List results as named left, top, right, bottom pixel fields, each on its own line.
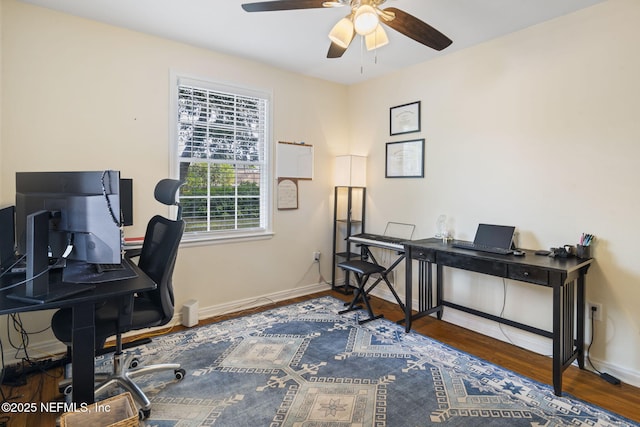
left=452, top=223, right=516, bottom=255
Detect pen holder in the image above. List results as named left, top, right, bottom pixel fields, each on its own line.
left=576, top=244, right=591, bottom=259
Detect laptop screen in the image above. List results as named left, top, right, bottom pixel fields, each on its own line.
left=473, top=223, right=515, bottom=249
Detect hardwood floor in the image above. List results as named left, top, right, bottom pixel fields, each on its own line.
left=2, top=290, right=639, bottom=426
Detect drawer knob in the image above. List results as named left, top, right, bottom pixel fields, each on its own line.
left=524, top=271, right=529, bottom=276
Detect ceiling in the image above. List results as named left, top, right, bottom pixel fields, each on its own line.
left=19, top=0, right=604, bottom=85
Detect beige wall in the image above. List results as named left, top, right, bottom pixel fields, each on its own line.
left=0, top=0, right=347, bottom=355
left=0, top=0, right=3, bottom=202
left=2, top=0, right=640, bottom=387
left=348, top=0, right=640, bottom=385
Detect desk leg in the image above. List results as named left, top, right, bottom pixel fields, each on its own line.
left=421, top=261, right=440, bottom=320
left=552, top=285, right=563, bottom=396
left=436, top=264, right=443, bottom=320
left=71, top=303, right=95, bottom=404
left=404, top=255, right=443, bottom=331
left=405, top=251, right=413, bottom=332
left=418, top=261, right=432, bottom=313
left=576, top=275, right=586, bottom=369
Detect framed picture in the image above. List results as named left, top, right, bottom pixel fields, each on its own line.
left=277, top=178, right=298, bottom=210
left=390, top=101, right=421, bottom=135
left=385, top=139, right=425, bottom=178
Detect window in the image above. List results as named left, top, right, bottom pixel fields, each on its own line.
left=172, top=76, right=272, bottom=241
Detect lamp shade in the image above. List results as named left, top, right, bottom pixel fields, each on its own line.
left=328, top=17, right=354, bottom=49
left=365, top=24, right=389, bottom=51
left=335, top=155, right=367, bottom=187
left=353, top=5, right=379, bottom=35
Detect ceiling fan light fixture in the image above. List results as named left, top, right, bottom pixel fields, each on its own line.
left=365, top=24, right=389, bottom=51
left=353, top=4, right=379, bottom=35
left=328, top=17, right=354, bottom=48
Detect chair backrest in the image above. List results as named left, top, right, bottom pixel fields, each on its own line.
left=137, top=215, right=185, bottom=325
left=154, top=178, right=184, bottom=220
left=137, top=178, right=185, bottom=325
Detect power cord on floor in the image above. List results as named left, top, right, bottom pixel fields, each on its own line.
left=2, top=314, right=64, bottom=390
left=587, top=307, right=621, bottom=385
left=0, top=338, right=19, bottom=402
left=498, top=279, right=517, bottom=347
left=316, top=258, right=329, bottom=286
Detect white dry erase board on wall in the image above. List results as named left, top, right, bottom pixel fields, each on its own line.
left=276, top=142, right=313, bottom=179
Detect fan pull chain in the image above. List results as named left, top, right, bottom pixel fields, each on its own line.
left=360, top=36, right=364, bottom=74
left=373, top=31, right=379, bottom=64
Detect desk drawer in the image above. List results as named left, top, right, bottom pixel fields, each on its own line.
left=437, top=252, right=507, bottom=276
left=508, top=265, right=549, bottom=285
left=410, top=248, right=436, bottom=262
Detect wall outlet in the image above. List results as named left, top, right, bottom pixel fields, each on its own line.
left=588, top=302, right=603, bottom=321
left=313, top=251, right=321, bottom=262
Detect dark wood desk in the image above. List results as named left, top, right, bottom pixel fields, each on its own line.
left=403, top=238, right=593, bottom=396
left=0, top=257, right=156, bottom=404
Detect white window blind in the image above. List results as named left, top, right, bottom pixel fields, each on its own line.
left=174, top=77, right=271, bottom=238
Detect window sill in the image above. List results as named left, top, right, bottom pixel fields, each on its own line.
left=179, top=231, right=275, bottom=248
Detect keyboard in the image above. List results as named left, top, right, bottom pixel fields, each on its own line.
left=451, top=240, right=513, bottom=255
left=95, top=263, right=125, bottom=273
left=349, top=233, right=405, bottom=251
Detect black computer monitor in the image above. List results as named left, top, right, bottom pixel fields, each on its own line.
left=120, top=178, right=133, bottom=227
left=0, top=205, right=16, bottom=269
left=15, top=171, right=128, bottom=265
left=24, top=210, right=50, bottom=297
left=7, top=209, right=95, bottom=304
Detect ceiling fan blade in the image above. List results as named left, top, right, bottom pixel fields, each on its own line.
left=382, top=7, right=452, bottom=51
left=242, top=0, right=327, bottom=12
left=327, top=30, right=355, bottom=58
left=327, top=42, right=348, bottom=58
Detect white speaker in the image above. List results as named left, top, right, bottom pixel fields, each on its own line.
left=182, top=299, right=199, bottom=327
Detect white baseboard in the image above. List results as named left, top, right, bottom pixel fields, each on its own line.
left=8, top=281, right=639, bottom=389
left=369, top=286, right=640, bottom=388
left=193, top=282, right=330, bottom=321
left=1, top=282, right=331, bottom=367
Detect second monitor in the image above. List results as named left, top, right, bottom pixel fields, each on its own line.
left=15, top=170, right=130, bottom=265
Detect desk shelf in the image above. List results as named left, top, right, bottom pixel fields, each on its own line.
left=331, top=186, right=365, bottom=294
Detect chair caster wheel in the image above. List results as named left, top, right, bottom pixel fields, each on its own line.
left=174, top=368, right=186, bottom=380
left=139, top=408, right=151, bottom=420
left=129, top=357, right=140, bottom=369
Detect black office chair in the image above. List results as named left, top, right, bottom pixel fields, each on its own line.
left=51, top=179, right=186, bottom=419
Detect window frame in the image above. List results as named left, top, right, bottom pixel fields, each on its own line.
left=169, top=72, right=274, bottom=244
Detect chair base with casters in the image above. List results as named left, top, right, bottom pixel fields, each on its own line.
left=58, top=333, right=186, bottom=420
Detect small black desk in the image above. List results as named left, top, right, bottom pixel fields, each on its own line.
left=403, top=238, right=593, bottom=396
left=0, top=257, right=156, bottom=404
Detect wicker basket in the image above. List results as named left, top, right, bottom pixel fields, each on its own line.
left=59, top=392, right=138, bottom=427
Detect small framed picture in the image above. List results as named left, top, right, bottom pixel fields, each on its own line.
left=385, top=139, right=425, bottom=178
left=390, top=101, right=421, bottom=136
left=277, top=178, right=298, bottom=210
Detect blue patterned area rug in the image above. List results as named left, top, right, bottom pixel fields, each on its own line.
left=95, top=296, right=637, bottom=426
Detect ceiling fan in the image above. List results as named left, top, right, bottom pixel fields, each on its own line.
left=241, top=0, right=452, bottom=58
